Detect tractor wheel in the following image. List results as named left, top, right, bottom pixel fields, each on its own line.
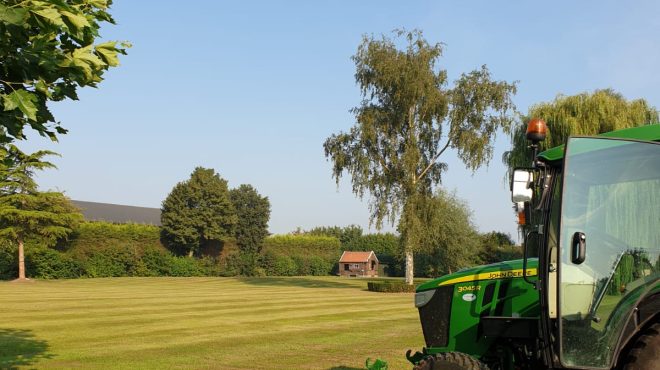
left=622, top=322, right=660, bottom=370
left=413, top=352, right=489, bottom=370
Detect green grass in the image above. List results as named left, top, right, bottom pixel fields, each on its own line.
left=0, top=277, right=423, bottom=369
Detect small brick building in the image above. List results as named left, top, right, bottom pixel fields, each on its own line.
left=338, top=251, right=379, bottom=277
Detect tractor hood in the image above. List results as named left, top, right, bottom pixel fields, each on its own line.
left=416, top=258, right=539, bottom=292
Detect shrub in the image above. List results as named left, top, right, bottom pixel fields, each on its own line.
left=307, top=256, right=334, bottom=276
left=83, top=245, right=141, bottom=277
left=141, top=248, right=174, bottom=276
left=197, top=256, right=224, bottom=277
left=0, top=243, right=17, bottom=280
left=25, top=247, right=84, bottom=279
left=169, top=256, right=204, bottom=277
left=367, top=280, right=415, bottom=293
left=265, top=254, right=298, bottom=276
left=224, top=252, right=263, bottom=276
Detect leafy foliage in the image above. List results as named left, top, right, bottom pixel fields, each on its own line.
left=410, top=189, right=481, bottom=277
left=161, top=167, right=238, bottom=257
left=366, top=358, right=389, bottom=370
left=305, top=225, right=363, bottom=248
left=479, top=231, right=521, bottom=265
left=261, top=251, right=298, bottom=276
left=82, top=244, right=141, bottom=277
left=324, top=29, right=516, bottom=283
left=263, top=235, right=341, bottom=258
left=262, top=235, right=341, bottom=276
left=503, top=89, right=659, bottom=172
left=0, top=0, right=129, bottom=142
left=70, top=221, right=162, bottom=249
left=229, top=184, right=270, bottom=275
left=229, top=184, right=270, bottom=254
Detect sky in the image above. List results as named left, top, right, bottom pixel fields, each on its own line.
left=21, top=0, right=660, bottom=238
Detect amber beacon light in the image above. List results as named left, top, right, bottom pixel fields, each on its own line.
left=526, top=118, right=547, bottom=166
left=526, top=118, right=547, bottom=144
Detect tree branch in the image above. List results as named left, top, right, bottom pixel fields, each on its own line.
left=418, top=137, right=452, bottom=181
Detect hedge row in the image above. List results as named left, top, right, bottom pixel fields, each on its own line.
left=66, top=222, right=163, bottom=256
left=0, top=243, right=216, bottom=280
left=367, top=280, right=416, bottom=293
left=263, top=235, right=341, bottom=258
left=3, top=221, right=498, bottom=280
left=0, top=224, right=349, bottom=279
left=261, top=235, right=341, bottom=276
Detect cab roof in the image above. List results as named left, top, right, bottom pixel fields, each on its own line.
left=538, top=124, right=660, bottom=162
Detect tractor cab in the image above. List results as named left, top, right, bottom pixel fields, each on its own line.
left=409, top=122, right=660, bottom=370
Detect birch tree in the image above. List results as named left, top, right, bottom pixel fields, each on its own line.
left=324, top=30, right=516, bottom=284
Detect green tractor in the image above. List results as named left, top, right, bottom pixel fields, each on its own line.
left=407, top=121, right=660, bottom=370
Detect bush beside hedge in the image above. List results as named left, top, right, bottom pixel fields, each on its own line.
left=367, top=280, right=416, bottom=293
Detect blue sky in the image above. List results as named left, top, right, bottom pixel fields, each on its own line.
left=23, top=1, right=660, bottom=238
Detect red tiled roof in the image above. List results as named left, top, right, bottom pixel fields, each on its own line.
left=339, top=251, right=378, bottom=263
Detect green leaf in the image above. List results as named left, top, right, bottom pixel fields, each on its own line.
left=2, top=90, right=38, bottom=121
left=73, top=45, right=105, bottom=68
left=72, top=59, right=93, bottom=80
left=88, top=0, right=109, bottom=9
left=0, top=4, right=28, bottom=25
left=61, top=10, right=90, bottom=30
left=95, top=42, right=120, bottom=66
left=31, top=7, right=65, bottom=27
left=35, top=79, right=51, bottom=98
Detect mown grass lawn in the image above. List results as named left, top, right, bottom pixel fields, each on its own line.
left=0, top=277, right=423, bottom=369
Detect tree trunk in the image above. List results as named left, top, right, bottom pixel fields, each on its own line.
left=18, top=237, right=26, bottom=280
left=405, top=248, right=414, bottom=285
left=188, top=249, right=194, bottom=258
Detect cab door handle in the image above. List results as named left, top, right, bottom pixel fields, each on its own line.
left=571, top=232, right=586, bottom=264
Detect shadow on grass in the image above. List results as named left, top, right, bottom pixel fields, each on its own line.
left=0, top=329, right=54, bottom=369
left=238, top=277, right=363, bottom=289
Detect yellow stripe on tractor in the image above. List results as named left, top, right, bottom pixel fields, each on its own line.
left=438, top=268, right=538, bottom=286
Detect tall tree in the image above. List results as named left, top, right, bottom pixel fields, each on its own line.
left=0, top=0, right=129, bottom=143
left=229, top=184, right=270, bottom=275
left=161, top=167, right=238, bottom=257
left=0, top=145, right=82, bottom=279
left=409, top=189, right=480, bottom=277
left=324, top=30, right=517, bottom=284
left=503, top=89, right=659, bottom=171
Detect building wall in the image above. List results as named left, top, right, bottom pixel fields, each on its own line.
left=339, top=256, right=378, bottom=277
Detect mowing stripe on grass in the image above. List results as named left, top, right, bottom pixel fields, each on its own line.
left=0, top=277, right=423, bottom=369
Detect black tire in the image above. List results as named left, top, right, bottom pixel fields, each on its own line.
left=622, top=322, right=660, bottom=370
left=413, top=352, right=489, bottom=370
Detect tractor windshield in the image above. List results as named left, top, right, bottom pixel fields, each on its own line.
left=559, top=137, right=660, bottom=368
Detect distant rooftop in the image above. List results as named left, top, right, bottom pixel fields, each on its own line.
left=72, top=200, right=161, bottom=226
left=339, top=251, right=378, bottom=263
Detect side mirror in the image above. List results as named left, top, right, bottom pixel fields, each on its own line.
left=511, top=168, right=533, bottom=203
